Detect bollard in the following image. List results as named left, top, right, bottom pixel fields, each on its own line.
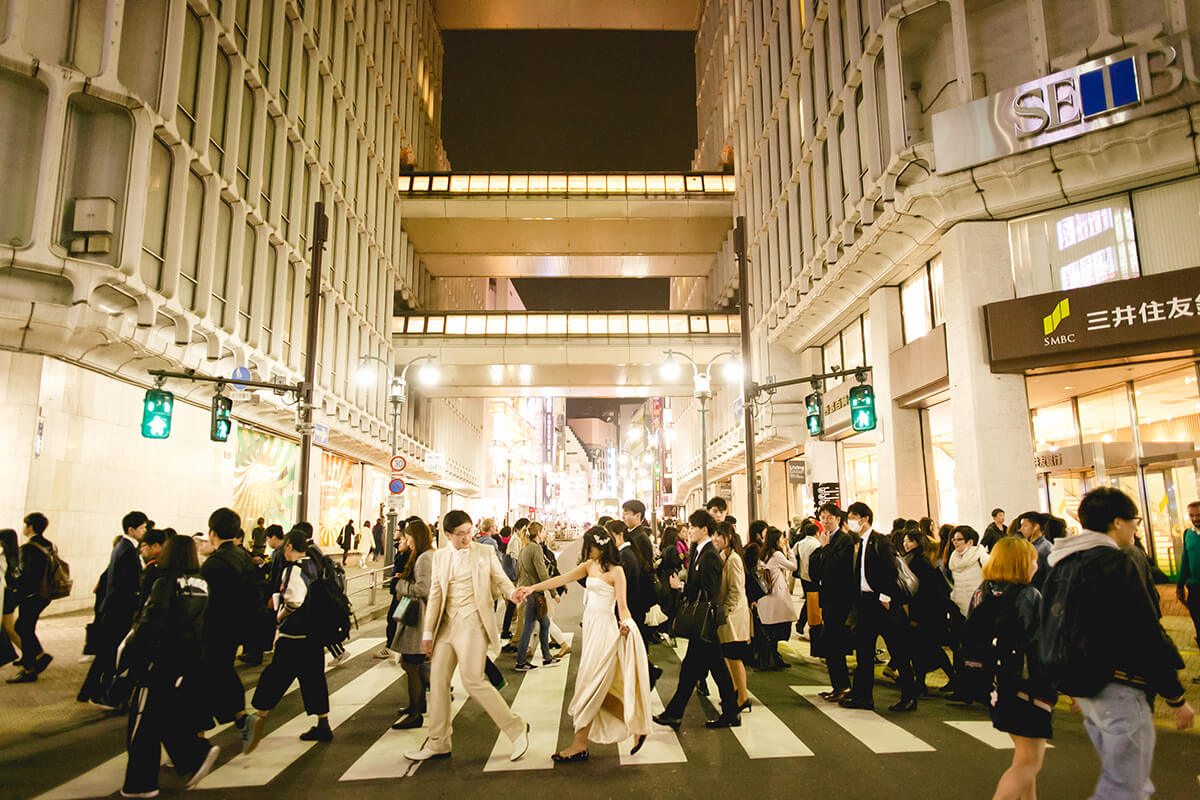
left=369, top=569, right=377, bottom=607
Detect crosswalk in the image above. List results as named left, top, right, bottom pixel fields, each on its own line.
left=29, top=634, right=1040, bottom=798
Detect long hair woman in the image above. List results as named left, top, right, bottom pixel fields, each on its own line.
left=518, top=525, right=651, bottom=761
left=713, top=523, right=751, bottom=711
left=756, top=527, right=798, bottom=670
left=391, top=518, right=434, bottom=729
left=901, top=530, right=957, bottom=696
left=0, top=529, right=21, bottom=667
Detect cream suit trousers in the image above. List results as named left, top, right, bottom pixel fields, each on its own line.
left=426, top=611, right=523, bottom=751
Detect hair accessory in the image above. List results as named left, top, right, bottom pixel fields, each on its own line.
left=592, top=534, right=612, bottom=547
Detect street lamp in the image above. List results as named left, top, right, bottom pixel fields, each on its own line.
left=661, top=349, right=740, bottom=504
left=491, top=439, right=524, bottom=526
left=356, top=352, right=437, bottom=569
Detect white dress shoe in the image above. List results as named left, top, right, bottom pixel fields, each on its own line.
left=404, top=745, right=450, bottom=762
left=509, top=723, right=530, bottom=761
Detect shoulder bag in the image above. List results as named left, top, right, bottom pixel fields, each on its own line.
left=672, top=594, right=717, bottom=641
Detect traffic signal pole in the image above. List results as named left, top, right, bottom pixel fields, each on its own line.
left=296, top=202, right=329, bottom=527
left=734, top=216, right=758, bottom=523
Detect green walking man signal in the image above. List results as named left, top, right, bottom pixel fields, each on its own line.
left=849, top=384, right=877, bottom=432
left=211, top=394, right=233, bottom=442
left=141, top=388, right=174, bottom=439
left=805, top=391, right=823, bottom=436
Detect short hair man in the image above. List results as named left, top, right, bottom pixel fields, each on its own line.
left=1177, top=500, right=1200, bottom=653
left=1017, top=511, right=1052, bottom=589
left=6, top=513, right=55, bottom=682
left=1041, top=487, right=1193, bottom=796
left=982, top=508, right=1006, bottom=552
left=705, top=496, right=728, bottom=524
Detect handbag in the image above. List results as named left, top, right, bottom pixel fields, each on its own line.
left=392, top=596, right=412, bottom=621
left=672, top=596, right=717, bottom=642
left=893, top=554, right=919, bottom=602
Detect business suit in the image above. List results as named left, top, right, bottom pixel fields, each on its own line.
left=79, top=536, right=142, bottom=703
left=617, top=543, right=646, bottom=627
left=809, top=530, right=855, bottom=692
left=423, top=542, right=523, bottom=752
left=661, top=539, right=738, bottom=722
left=849, top=529, right=918, bottom=706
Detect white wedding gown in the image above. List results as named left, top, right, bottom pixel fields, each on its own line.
left=567, top=577, right=652, bottom=743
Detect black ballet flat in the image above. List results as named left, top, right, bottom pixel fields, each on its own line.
left=551, top=750, right=589, bottom=763
left=630, top=735, right=647, bottom=755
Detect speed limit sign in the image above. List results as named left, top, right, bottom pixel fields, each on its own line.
left=390, top=455, right=407, bottom=472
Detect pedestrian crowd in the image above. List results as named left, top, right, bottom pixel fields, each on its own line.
left=2, top=489, right=1198, bottom=799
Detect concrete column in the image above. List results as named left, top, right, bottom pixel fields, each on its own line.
left=940, top=221, right=1040, bottom=528
left=762, top=461, right=789, bottom=526
left=867, top=286, right=929, bottom=522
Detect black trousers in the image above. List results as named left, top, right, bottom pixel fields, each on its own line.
left=850, top=593, right=917, bottom=703
left=123, top=678, right=210, bottom=794
left=822, top=601, right=851, bottom=692
left=15, top=596, right=49, bottom=667
left=252, top=636, right=329, bottom=715
left=79, top=618, right=131, bottom=701
left=501, top=600, right=516, bottom=636
left=663, top=635, right=738, bottom=720
left=1186, top=585, right=1200, bottom=646
left=202, top=638, right=246, bottom=725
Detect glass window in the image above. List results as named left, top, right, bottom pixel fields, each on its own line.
left=842, top=446, right=878, bottom=512
left=506, top=315, right=527, bottom=335
left=141, top=138, right=171, bottom=291
left=261, top=246, right=276, bottom=344
left=901, top=267, right=932, bottom=344
left=212, top=200, right=233, bottom=327
left=929, top=256, right=945, bottom=327
left=210, top=51, right=230, bottom=171
left=1009, top=195, right=1140, bottom=297
left=282, top=259, right=295, bottom=361
left=233, top=0, right=249, bottom=50
left=1031, top=401, right=1077, bottom=451
left=925, top=401, right=958, bottom=524
left=176, top=8, right=202, bottom=144
left=842, top=321, right=865, bottom=371
left=237, top=81, right=254, bottom=197
left=281, top=139, right=295, bottom=240
left=180, top=170, right=204, bottom=310
left=239, top=221, right=256, bottom=339
left=1135, top=368, right=1200, bottom=446
left=258, top=0, right=273, bottom=81
left=261, top=113, right=276, bottom=214
left=547, top=314, right=567, bottom=335
left=1077, top=386, right=1134, bottom=444
left=279, top=18, right=293, bottom=110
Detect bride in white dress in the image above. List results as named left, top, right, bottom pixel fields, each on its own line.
left=514, top=527, right=651, bottom=761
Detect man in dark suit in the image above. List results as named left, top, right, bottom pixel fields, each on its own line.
left=78, top=510, right=147, bottom=707
left=653, top=509, right=741, bottom=730
left=842, top=501, right=919, bottom=712
left=201, top=507, right=263, bottom=750
left=809, top=502, right=855, bottom=702
left=981, top=508, right=1006, bottom=552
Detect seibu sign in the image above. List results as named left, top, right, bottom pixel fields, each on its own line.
left=984, top=266, right=1200, bottom=372
left=933, top=34, right=1200, bottom=173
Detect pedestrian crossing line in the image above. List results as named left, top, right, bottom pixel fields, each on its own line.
left=943, top=721, right=1054, bottom=750
left=340, top=669, right=469, bottom=782
left=483, top=633, right=574, bottom=772
left=31, top=637, right=384, bottom=800
left=199, top=652, right=403, bottom=788
left=619, top=688, right=687, bottom=765
left=669, top=641, right=813, bottom=758
left=791, top=686, right=935, bottom=754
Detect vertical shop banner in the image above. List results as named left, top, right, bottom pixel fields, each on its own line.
left=319, top=450, right=362, bottom=550
left=233, top=429, right=299, bottom=529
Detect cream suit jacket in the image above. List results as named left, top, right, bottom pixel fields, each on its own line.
left=423, top=541, right=516, bottom=650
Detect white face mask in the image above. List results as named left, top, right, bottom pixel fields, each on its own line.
left=847, top=519, right=863, bottom=533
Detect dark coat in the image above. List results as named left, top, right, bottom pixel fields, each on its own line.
left=904, top=549, right=955, bottom=635
left=682, top=539, right=725, bottom=624
left=201, top=541, right=262, bottom=647
left=810, top=530, right=855, bottom=611
left=618, top=544, right=645, bottom=617
left=17, top=535, right=52, bottom=599
left=857, top=529, right=901, bottom=598
left=97, top=537, right=142, bottom=631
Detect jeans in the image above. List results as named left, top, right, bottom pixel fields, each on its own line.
left=516, top=598, right=550, bottom=666
left=1076, top=682, right=1156, bottom=800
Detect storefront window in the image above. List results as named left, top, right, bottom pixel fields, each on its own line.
left=901, top=268, right=932, bottom=344
left=1031, top=401, right=1077, bottom=451
left=842, top=443, right=878, bottom=512
left=1077, top=386, right=1134, bottom=444
left=1134, top=368, right=1200, bottom=447
left=925, top=402, right=957, bottom=525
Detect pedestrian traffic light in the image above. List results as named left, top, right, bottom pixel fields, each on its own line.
left=210, top=394, right=233, bottom=442
left=850, top=384, right=877, bottom=432
left=141, top=388, right=173, bottom=439
left=805, top=391, right=824, bottom=436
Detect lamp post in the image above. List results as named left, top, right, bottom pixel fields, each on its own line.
left=356, top=353, right=438, bottom=569
left=661, top=349, right=741, bottom=506
left=491, top=440, right=522, bottom=527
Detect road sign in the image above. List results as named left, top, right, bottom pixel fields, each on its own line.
left=389, top=477, right=406, bottom=494
left=230, top=390, right=252, bottom=402
left=390, top=455, right=408, bottom=472
left=313, top=423, right=329, bottom=446
left=787, top=460, right=806, bottom=484
left=231, top=366, right=251, bottom=390
left=426, top=451, right=445, bottom=474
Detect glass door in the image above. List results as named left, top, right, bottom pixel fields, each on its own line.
left=1143, top=459, right=1200, bottom=578
left=1046, top=471, right=1089, bottom=536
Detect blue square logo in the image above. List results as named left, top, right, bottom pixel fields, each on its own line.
left=1079, top=57, right=1140, bottom=118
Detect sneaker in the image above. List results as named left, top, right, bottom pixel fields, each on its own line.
left=235, top=714, right=259, bottom=754
left=120, top=790, right=159, bottom=798
left=299, top=723, right=333, bottom=742
left=328, top=650, right=350, bottom=667
left=184, top=744, right=220, bottom=789
left=540, top=657, right=561, bottom=667
left=514, top=662, right=536, bottom=672
left=501, top=644, right=518, bottom=654
left=373, top=646, right=392, bottom=659
left=509, top=723, right=530, bottom=761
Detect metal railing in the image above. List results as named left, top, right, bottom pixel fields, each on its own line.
left=344, top=566, right=390, bottom=609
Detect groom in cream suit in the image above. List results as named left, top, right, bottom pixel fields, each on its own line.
left=405, top=510, right=530, bottom=762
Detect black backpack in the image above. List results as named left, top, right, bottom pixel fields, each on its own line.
left=959, top=583, right=1026, bottom=701
left=1036, top=554, right=1112, bottom=697
left=298, top=548, right=355, bottom=646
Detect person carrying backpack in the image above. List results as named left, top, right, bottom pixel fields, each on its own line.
left=1039, top=487, right=1194, bottom=799
left=244, top=529, right=334, bottom=753
left=962, top=537, right=1054, bottom=800
left=7, top=513, right=63, bottom=683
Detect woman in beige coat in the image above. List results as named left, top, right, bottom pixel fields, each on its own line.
left=714, top=523, right=752, bottom=713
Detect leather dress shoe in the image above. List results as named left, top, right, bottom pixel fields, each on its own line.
left=652, top=713, right=682, bottom=731
left=405, top=744, right=451, bottom=761
left=704, top=714, right=741, bottom=729
left=510, top=723, right=531, bottom=761
left=819, top=688, right=849, bottom=703
left=838, top=697, right=875, bottom=710
left=889, top=697, right=918, bottom=713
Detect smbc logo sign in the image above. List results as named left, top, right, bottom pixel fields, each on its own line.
left=1042, top=298, right=1074, bottom=346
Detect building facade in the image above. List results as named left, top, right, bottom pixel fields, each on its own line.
left=678, top=0, right=1200, bottom=575
left=0, top=0, right=486, bottom=609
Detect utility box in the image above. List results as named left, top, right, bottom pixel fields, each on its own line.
left=72, top=197, right=116, bottom=234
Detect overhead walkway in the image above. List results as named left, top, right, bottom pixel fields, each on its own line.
left=391, top=310, right=741, bottom=397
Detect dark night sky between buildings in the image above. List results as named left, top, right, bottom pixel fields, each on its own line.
left=440, top=30, right=697, bottom=312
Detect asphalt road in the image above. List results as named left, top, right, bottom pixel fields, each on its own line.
left=4, top=541, right=1198, bottom=799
